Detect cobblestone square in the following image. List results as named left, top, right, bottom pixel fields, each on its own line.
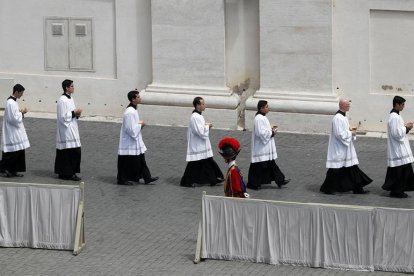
left=0, top=117, right=412, bottom=275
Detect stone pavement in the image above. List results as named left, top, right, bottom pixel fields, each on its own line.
left=0, top=117, right=413, bottom=276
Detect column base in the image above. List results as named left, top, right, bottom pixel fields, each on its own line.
left=246, top=89, right=338, bottom=114
left=139, top=83, right=240, bottom=129
left=142, top=83, right=240, bottom=109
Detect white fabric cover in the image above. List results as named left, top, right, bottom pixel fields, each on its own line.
left=201, top=195, right=414, bottom=272
left=373, top=208, right=414, bottom=272
left=0, top=182, right=80, bottom=250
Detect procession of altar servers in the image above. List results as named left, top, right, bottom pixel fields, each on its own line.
left=2, top=81, right=414, bottom=274
left=2, top=81, right=414, bottom=200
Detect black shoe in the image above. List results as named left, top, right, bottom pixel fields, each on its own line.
left=247, top=184, right=260, bottom=190
left=216, top=177, right=224, bottom=183
left=3, top=170, right=23, bottom=177
left=277, top=179, right=290, bottom=188
left=144, top=176, right=159, bottom=184
left=322, top=191, right=335, bottom=195
left=390, top=192, right=408, bottom=198
left=180, top=183, right=195, bottom=188
left=71, top=175, right=82, bottom=181
left=11, top=172, right=23, bottom=177
left=4, top=170, right=13, bottom=178
left=117, top=180, right=134, bottom=185
left=353, top=189, right=369, bottom=194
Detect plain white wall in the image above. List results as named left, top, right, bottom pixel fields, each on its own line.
left=2, top=0, right=414, bottom=133
left=333, top=0, right=414, bottom=131
left=0, top=0, right=152, bottom=117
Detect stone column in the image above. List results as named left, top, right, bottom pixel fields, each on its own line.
left=142, top=0, right=239, bottom=128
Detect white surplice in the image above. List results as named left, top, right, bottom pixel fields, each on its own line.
left=185, top=112, right=213, bottom=162
left=326, top=112, right=359, bottom=168
left=56, top=94, right=81, bottom=150
left=118, top=106, right=147, bottom=155
left=1, top=97, right=30, bottom=152
left=387, top=111, right=414, bottom=167
left=251, top=114, right=277, bottom=163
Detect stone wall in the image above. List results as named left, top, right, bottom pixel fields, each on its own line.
left=1, top=0, right=414, bottom=133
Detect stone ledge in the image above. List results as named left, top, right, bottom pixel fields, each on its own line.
left=141, top=84, right=240, bottom=109
left=246, top=91, right=338, bottom=115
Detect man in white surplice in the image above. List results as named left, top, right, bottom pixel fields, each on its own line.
left=247, top=100, right=289, bottom=190
left=320, top=99, right=371, bottom=195
left=117, top=90, right=158, bottom=185
left=382, top=96, right=414, bottom=198
left=54, top=79, right=82, bottom=181
left=180, top=97, right=223, bottom=187
left=0, top=84, right=30, bottom=177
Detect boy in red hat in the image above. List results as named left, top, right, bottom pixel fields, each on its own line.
left=218, top=137, right=249, bottom=198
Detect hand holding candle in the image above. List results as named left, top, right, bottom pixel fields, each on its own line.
left=20, top=107, right=28, bottom=114
left=351, top=127, right=357, bottom=140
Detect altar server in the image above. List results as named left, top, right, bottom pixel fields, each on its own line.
left=247, top=100, right=289, bottom=190
left=0, top=84, right=30, bottom=177
left=180, top=97, right=224, bottom=187
left=117, top=90, right=158, bottom=185
left=382, top=96, right=414, bottom=198
left=320, top=99, right=371, bottom=195
left=54, top=79, right=82, bottom=181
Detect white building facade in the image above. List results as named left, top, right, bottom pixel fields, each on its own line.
left=1, top=0, right=414, bottom=133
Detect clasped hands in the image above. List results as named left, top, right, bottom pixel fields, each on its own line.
left=74, top=108, right=82, bottom=118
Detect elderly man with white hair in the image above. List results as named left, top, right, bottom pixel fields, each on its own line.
left=320, top=99, right=372, bottom=195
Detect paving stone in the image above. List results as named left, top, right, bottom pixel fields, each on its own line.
left=0, top=117, right=411, bottom=275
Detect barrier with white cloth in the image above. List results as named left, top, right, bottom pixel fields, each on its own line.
left=194, top=194, right=414, bottom=272
left=0, top=181, right=85, bottom=255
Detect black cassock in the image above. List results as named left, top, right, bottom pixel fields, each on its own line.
left=117, top=154, right=153, bottom=184
left=180, top=157, right=223, bottom=187
left=382, top=164, right=414, bottom=194
left=320, top=165, right=372, bottom=194
left=54, top=147, right=81, bottom=177
left=247, top=160, right=286, bottom=189
left=1, top=149, right=26, bottom=173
